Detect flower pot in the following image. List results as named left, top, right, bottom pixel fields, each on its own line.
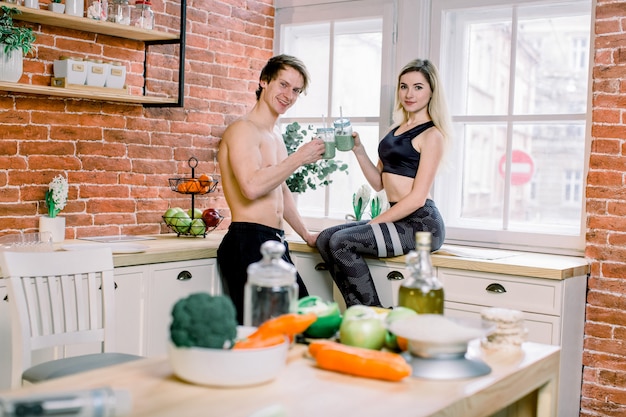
left=39, top=215, right=66, bottom=243
left=0, top=47, right=23, bottom=83
left=48, top=3, right=66, bottom=13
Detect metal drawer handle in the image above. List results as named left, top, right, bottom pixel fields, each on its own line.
left=315, top=262, right=328, bottom=271
left=3, top=295, right=7, bottom=302
left=486, top=283, right=506, bottom=293
left=98, top=282, right=118, bottom=290
left=387, top=270, right=405, bottom=281
left=177, top=270, right=193, bottom=281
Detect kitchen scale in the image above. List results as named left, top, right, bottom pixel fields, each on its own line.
left=402, top=351, right=491, bottom=380
left=389, top=314, right=494, bottom=380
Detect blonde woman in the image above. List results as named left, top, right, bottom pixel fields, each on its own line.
left=316, top=59, right=452, bottom=307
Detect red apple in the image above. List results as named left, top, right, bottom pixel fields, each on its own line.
left=202, top=208, right=222, bottom=227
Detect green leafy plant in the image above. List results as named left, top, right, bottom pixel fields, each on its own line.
left=283, top=122, right=349, bottom=193
left=0, top=6, right=36, bottom=55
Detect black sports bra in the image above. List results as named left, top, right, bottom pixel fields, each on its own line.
left=378, top=121, right=435, bottom=178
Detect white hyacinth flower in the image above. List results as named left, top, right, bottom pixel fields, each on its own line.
left=352, top=184, right=371, bottom=221
left=46, top=175, right=68, bottom=218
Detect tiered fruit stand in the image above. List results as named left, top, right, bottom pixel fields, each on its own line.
left=163, top=157, right=222, bottom=237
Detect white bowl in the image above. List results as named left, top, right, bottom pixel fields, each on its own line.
left=388, top=314, right=495, bottom=359
left=168, top=326, right=289, bottom=387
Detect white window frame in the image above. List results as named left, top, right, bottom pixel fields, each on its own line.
left=429, top=0, right=592, bottom=256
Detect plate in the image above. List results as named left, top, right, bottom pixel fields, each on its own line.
left=61, top=243, right=149, bottom=254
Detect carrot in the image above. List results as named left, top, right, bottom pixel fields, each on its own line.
left=309, top=341, right=412, bottom=382
left=255, top=312, right=318, bottom=338
left=232, top=333, right=286, bottom=350
left=308, top=340, right=336, bottom=358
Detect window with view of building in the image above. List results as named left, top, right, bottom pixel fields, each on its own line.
left=432, top=0, right=592, bottom=254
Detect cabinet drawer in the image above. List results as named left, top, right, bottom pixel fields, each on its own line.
left=369, top=261, right=408, bottom=308
left=291, top=253, right=334, bottom=302
left=439, top=268, right=562, bottom=316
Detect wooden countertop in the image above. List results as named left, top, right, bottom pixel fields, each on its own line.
left=0, top=342, right=561, bottom=417
left=56, top=231, right=589, bottom=280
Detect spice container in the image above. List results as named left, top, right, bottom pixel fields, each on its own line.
left=316, top=127, right=335, bottom=160
left=132, top=0, right=154, bottom=30
left=53, top=57, right=87, bottom=85
left=333, top=118, right=353, bottom=151
left=243, top=241, right=299, bottom=327
left=85, top=60, right=108, bottom=87
left=105, top=62, right=127, bottom=89
left=107, top=0, right=131, bottom=25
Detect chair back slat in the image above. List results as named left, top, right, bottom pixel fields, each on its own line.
left=0, top=247, right=115, bottom=388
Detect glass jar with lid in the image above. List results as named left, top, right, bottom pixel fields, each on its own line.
left=107, top=0, right=131, bottom=25
left=243, top=240, right=299, bottom=327
left=131, top=0, right=154, bottom=30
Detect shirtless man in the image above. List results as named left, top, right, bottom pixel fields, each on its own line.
left=217, top=55, right=326, bottom=324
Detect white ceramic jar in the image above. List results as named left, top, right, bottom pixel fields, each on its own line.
left=105, top=62, right=127, bottom=89
left=53, top=57, right=87, bottom=85
left=85, top=60, right=108, bottom=87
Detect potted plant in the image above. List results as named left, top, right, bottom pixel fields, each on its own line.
left=0, top=6, right=36, bottom=82
left=283, top=122, right=349, bottom=194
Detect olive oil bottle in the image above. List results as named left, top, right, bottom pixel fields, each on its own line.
left=397, top=231, right=444, bottom=314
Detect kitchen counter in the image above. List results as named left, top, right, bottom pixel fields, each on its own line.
left=0, top=342, right=560, bottom=417
left=58, top=231, right=588, bottom=281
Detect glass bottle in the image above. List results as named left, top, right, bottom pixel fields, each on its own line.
left=397, top=231, right=444, bottom=314
left=132, top=0, right=154, bottom=30
left=243, top=240, right=299, bottom=327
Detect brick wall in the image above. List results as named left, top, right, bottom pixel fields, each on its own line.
left=583, top=0, right=626, bottom=415
left=0, top=0, right=274, bottom=238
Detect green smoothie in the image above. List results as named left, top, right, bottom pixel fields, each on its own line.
left=323, top=141, right=336, bottom=159
left=335, top=134, right=354, bottom=151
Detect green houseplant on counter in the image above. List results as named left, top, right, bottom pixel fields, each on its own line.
left=283, top=122, right=349, bottom=194
left=0, top=6, right=36, bottom=82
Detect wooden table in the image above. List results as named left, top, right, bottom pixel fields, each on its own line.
left=0, top=342, right=559, bottom=417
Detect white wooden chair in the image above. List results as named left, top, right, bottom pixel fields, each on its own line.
left=0, top=247, right=142, bottom=388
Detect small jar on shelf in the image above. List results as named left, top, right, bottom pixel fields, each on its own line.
left=107, top=0, right=131, bottom=25
left=131, top=0, right=154, bottom=30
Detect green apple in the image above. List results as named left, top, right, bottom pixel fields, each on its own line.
left=339, top=305, right=386, bottom=350
left=163, top=207, right=183, bottom=225
left=171, top=211, right=191, bottom=233
left=384, top=306, right=418, bottom=351
left=189, top=218, right=206, bottom=236
left=187, top=208, right=203, bottom=220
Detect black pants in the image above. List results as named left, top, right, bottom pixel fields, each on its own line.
left=217, top=222, right=309, bottom=324
left=316, top=199, right=445, bottom=307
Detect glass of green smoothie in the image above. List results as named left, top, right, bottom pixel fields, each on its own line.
left=333, top=118, right=353, bottom=151
left=316, top=127, right=336, bottom=159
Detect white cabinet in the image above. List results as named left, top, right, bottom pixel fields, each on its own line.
left=291, top=252, right=334, bottom=302
left=0, top=286, right=10, bottom=390
left=114, top=258, right=220, bottom=358
left=143, top=259, right=220, bottom=357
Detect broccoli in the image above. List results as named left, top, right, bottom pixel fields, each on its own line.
left=170, top=293, right=238, bottom=349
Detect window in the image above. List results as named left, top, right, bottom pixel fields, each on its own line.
left=275, top=0, right=394, bottom=229
left=431, top=0, right=592, bottom=255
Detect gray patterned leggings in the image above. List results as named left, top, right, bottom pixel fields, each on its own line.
left=316, top=199, right=445, bottom=307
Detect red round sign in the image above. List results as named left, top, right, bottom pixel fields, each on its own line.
left=498, top=150, right=534, bottom=185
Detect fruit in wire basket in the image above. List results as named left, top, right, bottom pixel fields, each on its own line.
left=187, top=208, right=203, bottom=219
left=202, top=208, right=222, bottom=227
left=189, top=218, right=206, bottom=236
left=163, top=207, right=183, bottom=226
left=171, top=211, right=192, bottom=233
